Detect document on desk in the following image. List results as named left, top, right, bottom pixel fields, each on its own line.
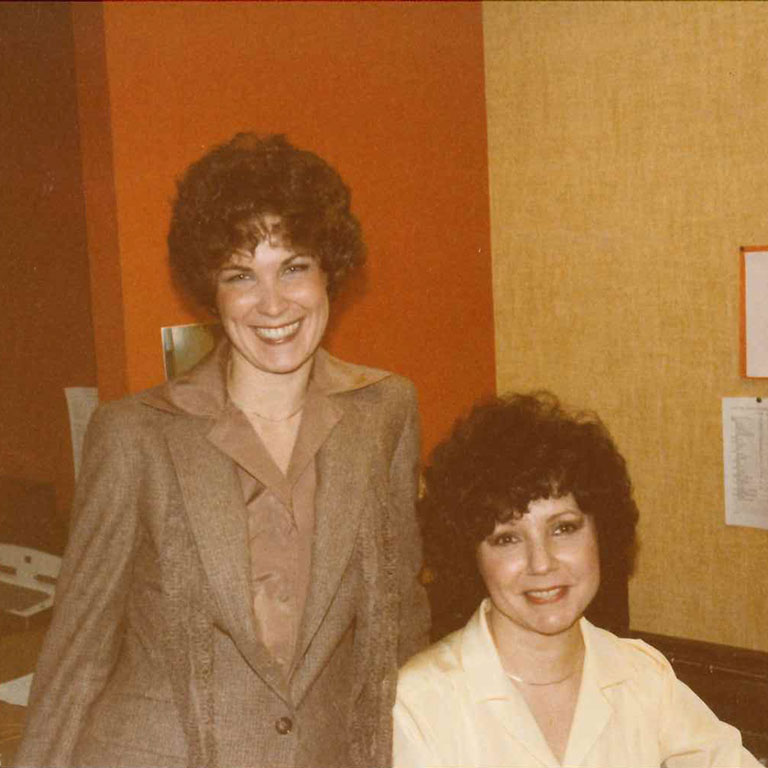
left=722, top=397, right=768, bottom=530
left=0, top=672, right=33, bottom=706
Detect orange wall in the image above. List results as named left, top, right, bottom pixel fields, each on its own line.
left=1, top=3, right=96, bottom=521
left=74, top=1, right=494, bottom=455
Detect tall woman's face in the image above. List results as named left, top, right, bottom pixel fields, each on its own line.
left=476, top=494, right=600, bottom=641
left=215, top=222, right=329, bottom=377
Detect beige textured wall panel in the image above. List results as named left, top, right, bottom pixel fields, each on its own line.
left=485, top=1, right=768, bottom=651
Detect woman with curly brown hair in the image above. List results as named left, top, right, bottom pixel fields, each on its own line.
left=394, top=392, right=759, bottom=767
left=17, top=134, right=429, bottom=768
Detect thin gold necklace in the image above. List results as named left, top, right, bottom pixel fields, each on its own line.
left=505, top=665, right=580, bottom=686
left=241, top=402, right=304, bottom=422
left=491, top=616, right=584, bottom=687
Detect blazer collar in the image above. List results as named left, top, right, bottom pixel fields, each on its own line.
left=140, top=340, right=391, bottom=418
left=141, top=337, right=229, bottom=417
left=460, top=600, right=631, bottom=766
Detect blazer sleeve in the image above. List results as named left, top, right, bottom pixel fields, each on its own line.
left=389, top=382, right=430, bottom=664
left=16, top=403, right=143, bottom=767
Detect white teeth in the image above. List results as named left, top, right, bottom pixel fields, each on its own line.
left=254, top=320, right=300, bottom=340
left=527, top=588, right=562, bottom=599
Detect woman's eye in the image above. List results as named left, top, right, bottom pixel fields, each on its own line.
left=553, top=520, right=581, bottom=536
left=284, top=261, right=311, bottom=275
left=220, top=271, right=251, bottom=283
left=491, top=533, right=519, bottom=547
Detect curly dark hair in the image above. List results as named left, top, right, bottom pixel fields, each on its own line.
left=168, top=133, right=365, bottom=309
left=419, top=391, right=639, bottom=639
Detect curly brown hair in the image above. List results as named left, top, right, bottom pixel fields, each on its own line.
left=419, top=391, right=639, bottom=639
left=168, top=133, right=365, bottom=309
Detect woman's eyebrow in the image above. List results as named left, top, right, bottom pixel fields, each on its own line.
left=493, top=519, right=521, bottom=531
left=218, top=263, right=252, bottom=273
left=546, top=508, right=583, bottom=521
left=285, top=251, right=313, bottom=262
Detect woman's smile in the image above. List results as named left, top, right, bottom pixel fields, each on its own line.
left=253, top=319, right=302, bottom=343
left=524, top=586, right=569, bottom=603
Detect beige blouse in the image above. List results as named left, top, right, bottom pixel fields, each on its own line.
left=394, top=600, right=761, bottom=768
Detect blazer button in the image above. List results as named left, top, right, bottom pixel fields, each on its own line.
left=275, top=716, right=293, bottom=735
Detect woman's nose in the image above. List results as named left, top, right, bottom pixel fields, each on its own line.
left=256, top=280, right=288, bottom=316
left=526, top=538, right=556, bottom=574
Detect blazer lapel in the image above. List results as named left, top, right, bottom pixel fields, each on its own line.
left=164, top=416, right=289, bottom=699
left=294, top=393, right=370, bottom=665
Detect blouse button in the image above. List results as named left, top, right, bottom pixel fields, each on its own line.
left=275, top=716, right=293, bottom=735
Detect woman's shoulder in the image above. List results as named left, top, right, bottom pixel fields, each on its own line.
left=584, top=620, right=675, bottom=686
left=85, top=386, right=182, bottom=445
left=317, top=349, right=417, bottom=402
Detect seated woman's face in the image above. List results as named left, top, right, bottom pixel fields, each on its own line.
left=215, top=216, right=329, bottom=377
left=476, top=493, right=600, bottom=639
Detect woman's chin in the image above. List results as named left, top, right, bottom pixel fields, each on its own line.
left=492, top=599, right=585, bottom=640
left=230, top=342, right=317, bottom=378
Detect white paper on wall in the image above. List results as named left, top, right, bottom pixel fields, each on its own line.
left=744, top=249, right=768, bottom=377
left=722, top=397, right=768, bottom=530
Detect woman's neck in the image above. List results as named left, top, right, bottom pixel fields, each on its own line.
left=227, top=350, right=313, bottom=420
left=488, top=606, right=585, bottom=686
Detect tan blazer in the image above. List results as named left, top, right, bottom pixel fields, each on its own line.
left=16, top=347, right=429, bottom=768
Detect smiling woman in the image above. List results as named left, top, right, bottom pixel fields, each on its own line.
left=17, top=133, right=429, bottom=768
left=393, top=392, right=761, bottom=768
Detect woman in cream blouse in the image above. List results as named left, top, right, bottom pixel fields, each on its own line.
left=394, top=392, right=759, bottom=768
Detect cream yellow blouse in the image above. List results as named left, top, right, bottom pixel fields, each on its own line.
left=394, top=600, right=760, bottom=768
